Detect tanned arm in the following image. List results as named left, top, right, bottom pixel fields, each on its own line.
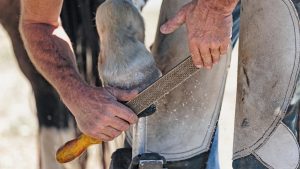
left=161, top=0, right=239, bottom=69
left=20, top=0, right=138, bottom=141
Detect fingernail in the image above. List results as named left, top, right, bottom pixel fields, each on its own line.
left=134, top=115, right=138, bottom=122
left=160, top=26, right=166, bottom=32
left=196, top=65, right=202, bottom=68
left=207, top=66, right=212, bottom=69
left=132, top=90, right=139, bottom=95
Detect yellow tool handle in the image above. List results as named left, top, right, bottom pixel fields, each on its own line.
left=56, top=134, right=102, bottom=163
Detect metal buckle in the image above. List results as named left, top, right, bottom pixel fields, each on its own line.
left=139, top=160, right=165, bottom=169
left=130, top=153, right=167, bottom=169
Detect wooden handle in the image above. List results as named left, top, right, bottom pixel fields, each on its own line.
left=56, top=134, right=102, bottom=163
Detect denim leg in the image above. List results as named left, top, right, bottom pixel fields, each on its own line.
left=206, top=2, right=241, bottom=168
left=206, top=128, right=220, bottom=169
left=231, top=1, right=241, bottom=48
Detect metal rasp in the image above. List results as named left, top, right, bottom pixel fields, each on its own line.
left=56, top=56, right=200, bottom=163
left=127, top=56, right=199, bottom=115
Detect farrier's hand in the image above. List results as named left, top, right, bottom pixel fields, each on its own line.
left=160, top=0, right=232, bottom=69
left=62, top=85, right=138, bottom=141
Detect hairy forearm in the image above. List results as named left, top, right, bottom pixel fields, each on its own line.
left=197, top=0, right=239, bottom=15
left=20, top=22, right=85, bottom=98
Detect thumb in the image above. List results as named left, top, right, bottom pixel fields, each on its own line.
left=106, top=87, right=138, bottom=101
left=160, top=3, right=189, bottom=34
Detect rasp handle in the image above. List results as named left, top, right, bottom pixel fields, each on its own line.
left=56, top=134, right=101, bottom=163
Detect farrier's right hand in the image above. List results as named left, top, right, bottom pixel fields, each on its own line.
left=61, top=85, right=138, bottom=141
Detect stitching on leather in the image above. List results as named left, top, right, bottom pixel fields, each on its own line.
left=252, top=152, right=274, bottom=169
left=252, top=123, right=300, bottom=169
left=233, top=0, right=300, bottom=159
left=281, top=122, right=300, bottom=169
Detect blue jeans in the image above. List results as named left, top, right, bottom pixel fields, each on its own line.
left=206, top=128, right=220, bottom=169
left=206, top=3, right=241, bottom=168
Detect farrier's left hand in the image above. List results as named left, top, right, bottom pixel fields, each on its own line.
left=160, top=0, right=232, bottom=69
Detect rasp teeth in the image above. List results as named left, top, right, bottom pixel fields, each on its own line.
left=126, top=56, right=199, bottom=115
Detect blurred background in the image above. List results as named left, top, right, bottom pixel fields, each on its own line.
left=0, top=25, right=38, bottom=168
left=0, top=0, right=237, bottom=169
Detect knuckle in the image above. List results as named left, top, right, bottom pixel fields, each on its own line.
left=214, top=55, right=220, bottom=61
left=193, top=61, right=202, bottom=66
left=102, top=138, right=108, bottom=142
left=221, top=40, right=229, bottom=47
left=111, top=131, right=118, bottom=138
left=105, top=104, right=115, bottom=113
left=102, top=137, right=110, bottom=142
left=98, top=125, right=106, bottom=131
left=125, top=124, right=130, bottom=130
left=116, top=131, right=122, bottom=136
left=88, top=131, right=100, bottom=139
left=127, top=113, right=137, bottom=123
left=210, top=50, right=216, bottom=55
left=190, top=52, right=198, bottom=58
left=113, top=131, right=122, bottom=137
left=192, top=58, right=202, bottom=66
left=101, top=115, right=110, bottom=123
left=220, top=50, right=227, bottom=55
left=204, top=62, right=212, bottom=66
left=200, top=49, right=210, bottom=57
left=213, top=58, right=220, bottom=64
left=79, top=124, right=98, bottom=137
left=191, top=54, right=201, bottom=61
left=106, top=136, right=114, bottom=141
left=202, top=57, right=212, bottom=65
left=199, top=41, right=209, bottom=47
left=201, top=54, right=211, bottom=60
left=210, top=43, right=219, bottom=49
left=212, top=52, right=220, bottom=57
left=99, top=134, right=111, bottom=141
left=189, top=37, right=198, bottom=45
left=122, top=123, right=130, bottom=131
